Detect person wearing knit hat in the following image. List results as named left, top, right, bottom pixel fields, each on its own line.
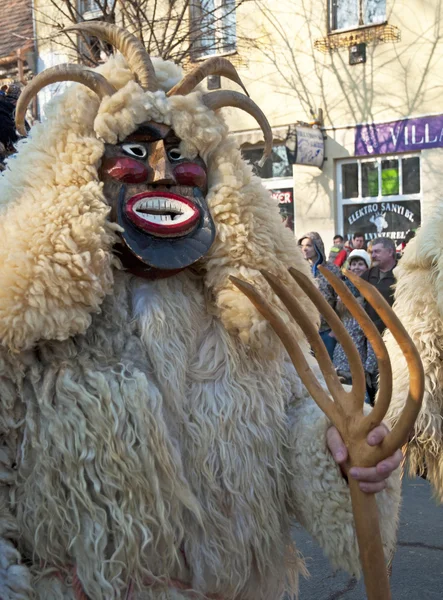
left=348, top=249, right=371, bottom=271
left=333, top=248, right=374, bottom=404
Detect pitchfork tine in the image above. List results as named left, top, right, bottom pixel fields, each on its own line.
left=229, top=275, right=339, bottom=423
left=260, top=270, right=356, bottom=408
left=318, top=266, right=392, bottom=428
left=288, top=267, right=366, bottom=408
left=231, top=268, right=424, bottom=600
left=344, top=269, right=425, bottom=459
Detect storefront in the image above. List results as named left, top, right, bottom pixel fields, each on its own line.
left=241, top=144, right=295, bottom=231
left=232, top=117, right=442, bottom=248
left=240, top=125, right=324, bottom=235
left=336, top=154, right=421, bottom=243
left=333, top=114, right=443, bottom=244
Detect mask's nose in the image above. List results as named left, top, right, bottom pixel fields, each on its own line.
left=147, top=140, right=177, bottom=185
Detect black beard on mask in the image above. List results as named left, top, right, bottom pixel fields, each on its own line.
left=116, top=184, right=216, bottom=271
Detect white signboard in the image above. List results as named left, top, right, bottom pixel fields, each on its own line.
left=294, top=126, right=324, bottom=168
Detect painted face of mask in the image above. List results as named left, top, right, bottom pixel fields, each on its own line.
left=100, top=121, right=216, bottom=274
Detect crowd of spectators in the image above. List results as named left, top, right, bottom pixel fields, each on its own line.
left=298, top=229, right=414, bottom=405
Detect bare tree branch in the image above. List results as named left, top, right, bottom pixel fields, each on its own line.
left=36, top=0, right=254, bottom=67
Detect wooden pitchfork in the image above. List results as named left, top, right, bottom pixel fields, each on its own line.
left=230, top=265, right=424, bottom=600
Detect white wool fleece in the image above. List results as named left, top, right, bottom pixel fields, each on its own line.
left=384, top=210, right=443, bottom=502
left=94, top=81, right=172, bottom=143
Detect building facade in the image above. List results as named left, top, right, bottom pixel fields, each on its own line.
left=0, top=0, right=35, bottom=88
left=29, top=1, right=443, bottom=248
left=217, top=0, right=443, bottom=247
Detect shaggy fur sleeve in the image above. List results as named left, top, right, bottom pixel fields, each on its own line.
left=384, top=231, right=443, bottom=502
left=0, top=489, right=32, bottom=599
left=285, top=393, right=401, bottom=576
left=0, top=358, right=33, bottom=598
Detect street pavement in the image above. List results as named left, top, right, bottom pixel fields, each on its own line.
left=293, top=475, right=443, bottom=599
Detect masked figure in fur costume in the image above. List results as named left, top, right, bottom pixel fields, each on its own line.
left=0, top=23, right=402, bottom=600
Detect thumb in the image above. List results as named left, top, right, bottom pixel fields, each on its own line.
left=327, top=426, right=348, bottom=464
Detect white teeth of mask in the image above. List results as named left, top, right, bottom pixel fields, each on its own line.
left=133, top=197, right=195, bottom=225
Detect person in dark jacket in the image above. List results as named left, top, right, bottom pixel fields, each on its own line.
left=0, top=83, right=25, bottom=170
left=361, top=237, right=397, bottom=404
left=361, top=237, right=397, bottom=334
left=298, top=231, right=341, bottom=359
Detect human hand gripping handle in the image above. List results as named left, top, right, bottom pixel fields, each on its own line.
left=327, top=424, right=403, bottom=493
left=230, top=266, right=424, bottom=600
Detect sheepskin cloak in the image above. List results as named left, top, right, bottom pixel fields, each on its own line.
left=0, top=56, right=401, bottom=599
left=385, top=213, right=443, bottom=502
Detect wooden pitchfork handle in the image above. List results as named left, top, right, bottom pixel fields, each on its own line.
left=230, top=266, right=424, bottom=600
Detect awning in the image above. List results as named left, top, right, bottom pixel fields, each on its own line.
left=230, top=125, right=290, bottom=147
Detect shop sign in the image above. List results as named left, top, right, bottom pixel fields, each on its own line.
left=343, top=200, right=420, bottom=243
left=286, top=126, right=324, bottom=168
left=355, top=114, right=443, bottom=156
left=271, top=188, right=294, bottom=231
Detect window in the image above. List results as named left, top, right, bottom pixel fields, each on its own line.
left=340, top=156, right=420, bottom=200
left=191, top=0, right=237, bottom=60
left=242, top=146, right=292, bottom=179
left=337, top=155, right=421, bottom=243
left=76, top=1, right=115, bottom=64
left=79, top=0, right=99, bottom=11
left=330, top=0, right=386, bottom=32
left=78, top=0, right=115, bottom=19
left=79, top=0, right=102, bottom=18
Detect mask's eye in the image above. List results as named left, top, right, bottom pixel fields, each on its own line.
left=167, top=147, right=183, bottom=162
left=122, top=144, right=147, bottom=159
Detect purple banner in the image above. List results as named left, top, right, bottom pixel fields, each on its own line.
left=355, top=114, right=443, bottom=156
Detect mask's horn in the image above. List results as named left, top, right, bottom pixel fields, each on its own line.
left=15, top=64, right=116, bottom=136
left=203, top=90, right=272, bottom=165
left=167, top=57, right=249, bottom=97
left=64, top=22, right=158, bottom=91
